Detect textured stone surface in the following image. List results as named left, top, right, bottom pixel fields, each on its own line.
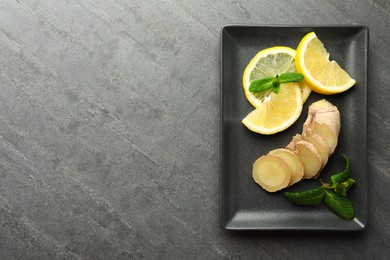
left=0, top=0, right=389, bottom=259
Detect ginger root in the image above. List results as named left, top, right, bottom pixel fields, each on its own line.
left=252, top=99, right=340, bottom=192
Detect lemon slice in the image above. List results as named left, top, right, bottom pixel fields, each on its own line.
left=243, top=46, right=311, bottom=108
left=296, top=32, right=356, bottom=94
left=242, top=83, right=303, bottom=135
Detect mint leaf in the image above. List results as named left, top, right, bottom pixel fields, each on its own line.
left=334, top=178, right=355, bottom=197
left=249, top=77, right=277, bottom=93
left=249, top=72, right=304, bottom=94
left=330, top=154, right=350, bottom=187
left=284, top=186, right=325, bottom=205
left=323, top=190, right=355, bottom=220
left=278, top=72, right=304, bottom=83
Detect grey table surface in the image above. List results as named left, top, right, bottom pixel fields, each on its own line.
left=0, top=0, right=389, bottom=259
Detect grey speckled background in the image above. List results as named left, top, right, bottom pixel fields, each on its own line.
left=0, top=0, right=389, bottom=259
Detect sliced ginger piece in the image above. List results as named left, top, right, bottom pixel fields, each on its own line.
left=268, top=148, right=304, bottom=186
left=295, top=141, right=322, bottom=179
left=252, top=155, right=291, bottom=192
left=311, top=122, right=338, bottom=155
left=288, top=140, right=322, bottom=179
left=303, top=130, right=329, bottom=169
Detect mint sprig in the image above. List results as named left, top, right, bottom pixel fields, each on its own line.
left=249, top=72, right=304, bottom=94
left=284, top=154, right=356, bottom=220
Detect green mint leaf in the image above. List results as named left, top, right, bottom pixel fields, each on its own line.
left=249, top=72, right=304, bottom=94
left=249, top=77, right=277, bottom=93
left=278, top=72, right=304, bottom=83
left=334, top=178, right=355, bottom=197
left=324, top=190, right=355, bottom=220
left=271, top=81, right=281, bottom=94
left=330, top=154, right=350, bottom=187
left=284, top=186, right=325, bottom=205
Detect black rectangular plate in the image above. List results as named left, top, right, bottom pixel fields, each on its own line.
left=220, top=25, right=368, bottom=230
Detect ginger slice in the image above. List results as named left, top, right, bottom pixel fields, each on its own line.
left=311, top=122, right=338, bottom=155
left=268, top=148, right=304, bottom=186
left=252, top=155, right=291, bottom=192
left=288, top=140, right=322, bottom=179
left=303, top=130, right=329, bottom=170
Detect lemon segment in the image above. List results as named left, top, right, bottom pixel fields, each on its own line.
left=296, top=32, right=356, bottom=95
left=242, top=83, right=303, bottom=135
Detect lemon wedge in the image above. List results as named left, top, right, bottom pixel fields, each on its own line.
left=296, top=32, right=356, bottom=94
